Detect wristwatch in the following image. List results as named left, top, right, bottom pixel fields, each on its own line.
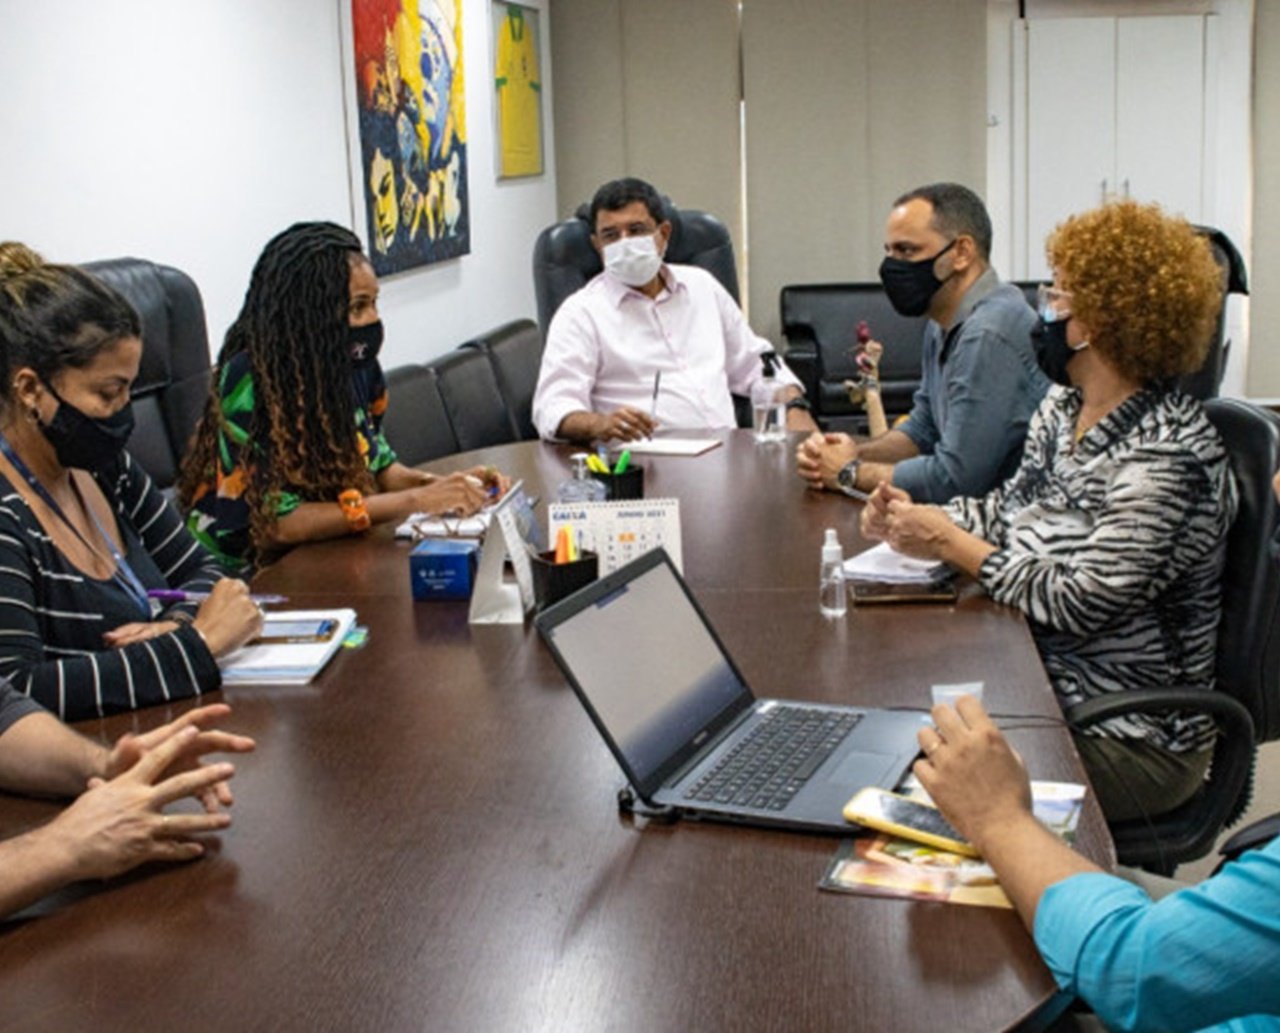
left=785, top=394, right=812, bottom=412
left=836, top=459, right=863, bottom=497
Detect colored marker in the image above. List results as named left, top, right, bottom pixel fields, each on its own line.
left=613, top=450, right=631, bottom=475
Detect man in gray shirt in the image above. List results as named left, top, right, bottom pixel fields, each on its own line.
left=797, top=183, right=1047, bottom=503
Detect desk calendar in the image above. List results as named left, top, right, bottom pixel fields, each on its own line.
left=547, top=499, right=682, bottom=575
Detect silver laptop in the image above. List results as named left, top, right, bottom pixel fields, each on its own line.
left=535, top=548, right=927, bottom=833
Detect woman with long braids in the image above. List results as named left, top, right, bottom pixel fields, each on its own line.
left=179, top=222, right=504, bottom=569
left=0, top=242, right=263, bottom=721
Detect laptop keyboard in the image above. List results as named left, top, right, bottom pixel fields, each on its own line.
left=684, top=706, right=863, bottom=811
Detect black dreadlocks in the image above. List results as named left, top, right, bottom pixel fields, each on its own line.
left=177, top=221, right=374, bottom=562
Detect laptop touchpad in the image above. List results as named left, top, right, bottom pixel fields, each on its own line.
left=826, top=751, right=896, bottom=787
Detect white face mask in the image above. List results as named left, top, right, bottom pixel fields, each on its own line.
left=602, top=234, right=663, bottom=287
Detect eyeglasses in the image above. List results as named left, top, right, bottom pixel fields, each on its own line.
left=1036, top=283, right=1073, bottom=320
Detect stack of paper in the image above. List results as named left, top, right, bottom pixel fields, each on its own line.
left=843, top=541, right=949, bottom=584
left=616, top=437, right=722, bottom=457
left=218, top=609, right=357, bottom=685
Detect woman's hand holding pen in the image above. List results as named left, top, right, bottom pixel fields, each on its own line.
left=192, top=579, right=264, bottom=657
left=407, top=472, right=489, bottom=518
left=461, top=464, right=511, bottom=500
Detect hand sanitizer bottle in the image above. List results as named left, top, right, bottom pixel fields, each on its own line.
left=752, top=351, right=787, bottom=444
left=556, top=453, right=607, bottom=504
left=819, top=528, right=847, bottom=618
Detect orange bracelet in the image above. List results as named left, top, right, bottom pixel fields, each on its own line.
left=338, top=489, right=371, bottom=532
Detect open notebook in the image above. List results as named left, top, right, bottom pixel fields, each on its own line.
left=218, top=609, right=357, bottom=685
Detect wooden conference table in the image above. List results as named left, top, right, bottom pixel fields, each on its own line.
left=0, top=431, right=1111, bottom=1032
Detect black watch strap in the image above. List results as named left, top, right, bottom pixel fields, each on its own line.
left=785, top=395, right=812, bottom=412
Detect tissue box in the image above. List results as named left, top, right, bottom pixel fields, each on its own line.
left=410, top=539, right=479, bottom=600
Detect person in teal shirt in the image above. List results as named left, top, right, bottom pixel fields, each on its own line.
left=918, top=692, right=1279, bottom=1032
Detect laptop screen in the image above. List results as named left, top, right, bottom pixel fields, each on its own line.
left=540, top=556, right=751, bottom=791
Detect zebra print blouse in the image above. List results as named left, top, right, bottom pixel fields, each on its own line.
left=945, top=386, right=1236, bottom=753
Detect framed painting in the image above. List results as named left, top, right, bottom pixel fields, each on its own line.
left=492, top=2, right=543, bottom=178
left=350, top=0, right=470, bottom=274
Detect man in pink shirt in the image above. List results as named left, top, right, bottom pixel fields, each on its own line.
left=533, top=178, right=817, bottom=444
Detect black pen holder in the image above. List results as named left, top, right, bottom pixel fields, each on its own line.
left=590, top=465, right=645, bottom=501
left=532, top=549, right=599, bottom=611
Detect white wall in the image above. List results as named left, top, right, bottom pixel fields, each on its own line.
left=0, top=0, right=557, bottom=371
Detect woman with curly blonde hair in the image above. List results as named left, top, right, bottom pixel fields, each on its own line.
left=860, top=200, right=1235, bottom=822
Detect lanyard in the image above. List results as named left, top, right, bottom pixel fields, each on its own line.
left=0, top=431, right=152, bottom=619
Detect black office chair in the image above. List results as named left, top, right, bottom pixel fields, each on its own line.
left=780, top=283, right=929, bottom=430
left=1180, top=226, right=1249, bottom=401
left=382, top=364, right=460, bottom=466
left=428, top=348, right=517, bottom=453
left=1065, top=398, right=1280, bottom=873
left=81, top=257, right=212, bottom=490
left=461, top=318, right=542, bottom=441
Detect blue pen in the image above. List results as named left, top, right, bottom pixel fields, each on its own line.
left=147, top=589, right=288, bottom=605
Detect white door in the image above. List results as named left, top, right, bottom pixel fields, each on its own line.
left=1116, top=15, right=1206, bottom=222
left=1026, top=17, right=1115, bottom=280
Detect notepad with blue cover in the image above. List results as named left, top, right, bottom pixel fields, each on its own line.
left=535, top=549, right=925, bottom=833
left=218, top=609, right=357, bottom=685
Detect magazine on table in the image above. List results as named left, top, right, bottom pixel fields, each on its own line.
left=820, top=780, right=1086, bottom=909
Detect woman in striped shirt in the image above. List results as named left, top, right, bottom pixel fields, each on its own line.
left=863, top=201, right=1234, bottom=822
left=0, top=243, right=262, bottom=721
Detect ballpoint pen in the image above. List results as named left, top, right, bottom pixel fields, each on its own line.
left=649, top=371, right=662, bottom=424
left=147, top=589, right=288, bottom=605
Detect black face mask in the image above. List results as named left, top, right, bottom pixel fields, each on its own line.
left=348, top=320, right=384, bottom=368
left=39, top=384, right=135, bottom=471
left=1030, top=313, right=1079, bottom=386
left=878, top=239, right=956, bottom=317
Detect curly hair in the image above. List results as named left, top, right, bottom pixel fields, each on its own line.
left=1045, top=200, right=1222, bottom=384
left=176, top=222, right=373, bottom=562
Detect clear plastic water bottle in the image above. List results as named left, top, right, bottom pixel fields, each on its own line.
left=752, top=351, right=787, bottom=444
left=557, top=453, right=607, bottom=503
left=819, top=527, right=847, bottom=618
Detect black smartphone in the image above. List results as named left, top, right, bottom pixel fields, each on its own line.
left=851, top=579, right=958, bottom=605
